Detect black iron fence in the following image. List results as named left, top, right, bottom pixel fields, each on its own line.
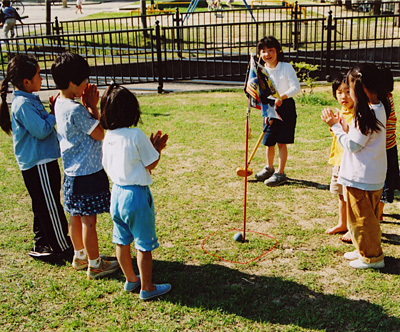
left=0, top=1, right=399, bottom=91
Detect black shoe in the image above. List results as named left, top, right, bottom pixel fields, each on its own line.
left=54, top=246, right=74, bottom=262
left=28, top=245, right=53, bottom=258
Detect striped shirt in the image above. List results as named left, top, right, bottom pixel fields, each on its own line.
left=386, top=93, right=397, bottom=150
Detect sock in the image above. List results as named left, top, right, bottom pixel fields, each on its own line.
left=75, top=249, right=87, bottom=260
left=89, top=257, right=101, bottom=268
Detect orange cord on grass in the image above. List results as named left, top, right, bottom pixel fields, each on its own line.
left=201, top=228, right=278, bottom=265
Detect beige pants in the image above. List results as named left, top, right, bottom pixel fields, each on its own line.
left=3, top=18, right=16, bottom=38
left=346, top=186, right=384, bottom=263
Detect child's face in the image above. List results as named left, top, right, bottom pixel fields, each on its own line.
left=336, top=82, right=354, bottom=110
left=259, top=46, right=278, bottom=68
left=71, top=79, right=88, bottom=98
left=24, top=66, right=42, bottom=93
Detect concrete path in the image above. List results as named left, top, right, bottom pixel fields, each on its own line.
left=22, top=1, right=137, bottom=23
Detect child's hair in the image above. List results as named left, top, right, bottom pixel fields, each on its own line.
left=347, top=63, right=388, bottom=135
left=256, top=36, right=284, bottom=62
left=100, top=84, right=141, bottom=130
left=331, top=72, right=348, bottom=100
left=379, top=65, right=394, bottom=93
left=51, top=52, right=90, bottom=90
left=2, top=0, right=11, bottom=7
left=0, top=55, right=38, bottom=135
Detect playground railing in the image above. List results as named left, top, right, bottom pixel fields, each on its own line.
left=9, top=0, right=399, bottom=37
left=1, top=7, right=399, bottom=91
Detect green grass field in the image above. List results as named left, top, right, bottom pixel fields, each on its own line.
left=1, top=86, right=399, bottom=331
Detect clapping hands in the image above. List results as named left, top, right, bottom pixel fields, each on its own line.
left=150, top=130, right=169, bottom=153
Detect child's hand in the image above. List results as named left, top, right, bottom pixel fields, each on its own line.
left=150, top=130, right=169, bottom=152
left=274, top=99, right=282, bottom=109
left=82, top=84, right=99, bottom=110
left=264, top=117, right=273, bottom=126
left=321, top=108, right=339, bottom=127
left=49, top=92, right=60, bottom=116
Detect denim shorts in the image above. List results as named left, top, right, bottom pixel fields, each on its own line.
left=63, top=169, right=110, bottom=216
left=110, top=184, right=159, bottom=252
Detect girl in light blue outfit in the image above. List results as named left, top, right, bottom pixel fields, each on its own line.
left=101, top=84, right=171, bottom=300
left=0, top=54, right=72, bottom=260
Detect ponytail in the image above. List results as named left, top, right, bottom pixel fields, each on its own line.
left=0, top=77, right=11, bottom=135
left=0, top=54, right=38, bottom=136
left=347, top=64, right=384, bottom=135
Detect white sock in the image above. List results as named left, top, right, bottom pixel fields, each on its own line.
left=89, top=257, right=101, bottom=268
left=75, top=249, right=87, bottom=260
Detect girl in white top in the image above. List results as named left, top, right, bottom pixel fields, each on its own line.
left=321, top=63, right=390, bottom=269
left=254, top=36, right=301, bottom=187
left=101, top=84, right=171, bottom=300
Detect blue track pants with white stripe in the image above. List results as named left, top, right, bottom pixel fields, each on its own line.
left=22, top=160, right=72, bottom=253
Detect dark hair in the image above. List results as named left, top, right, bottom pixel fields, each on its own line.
left=0, top=55, right=38, bottom=135
left=347, top=63, right=388, bottom=135
left=256, top=36, right=284, bottom=63
left=51, top=52, right=90, bottom=90
left=331, top=72, right=348, bottom=100
left=2, top=0, right=10, bottom=7
left=100, top=84, right=141, bottom=130
left=379, top=65, right=394, bottom=93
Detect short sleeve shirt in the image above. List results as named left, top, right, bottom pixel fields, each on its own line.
left=102, top=127, right=159, bottom=186
left=55, top=97, right=103, bottom=176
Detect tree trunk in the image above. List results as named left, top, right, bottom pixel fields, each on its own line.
left=62, top=0, right=67, bottom=8
left=345, top=0, right=352, bottom=10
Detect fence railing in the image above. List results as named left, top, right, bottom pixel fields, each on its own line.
left=1, top=4, right=399, bottom=91
left=12, top=0, right=400, bottom=38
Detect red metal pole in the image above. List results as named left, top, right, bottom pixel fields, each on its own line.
left=243, top=101, right=250, bottom=242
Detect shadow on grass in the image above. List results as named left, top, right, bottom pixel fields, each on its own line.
left=380, top=256, right=400, bottom=275
left=381, top=232, right=400, bottom=246
left=153, top=261, right=400, bottom=331
left=287, top=178, right=330, bottom=190
left=247, top=178, right=329, bottom=190
left=381, top=213, right=400, bottom=223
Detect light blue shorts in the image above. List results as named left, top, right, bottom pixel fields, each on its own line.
left=110, top=184, right=159, bottom=252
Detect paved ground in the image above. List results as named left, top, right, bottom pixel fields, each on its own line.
left=31, top=80, right=242, bottom=102
left=22, top=0, right=138, bottom=23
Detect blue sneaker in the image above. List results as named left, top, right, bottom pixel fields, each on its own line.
left=124, top=276, right=141, bottom=292
left=139, top=284, right=171, bottom=300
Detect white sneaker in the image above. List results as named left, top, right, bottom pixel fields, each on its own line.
left=344, top=250, right=360, bottom=260
left=349, top=258, right=385, bottom=269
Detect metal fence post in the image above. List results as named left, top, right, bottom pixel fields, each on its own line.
left=293, top=1, right=299, bottom=50
left=46, top=0, right=52, bottom=35
left=325, top=10, right=333, bottom=81
left=155, top=21, right=164, bottom=93
left=174, top=7, right=182, bottom=58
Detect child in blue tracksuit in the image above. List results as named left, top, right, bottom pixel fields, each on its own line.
left=0, top=54, right=72, bottom=260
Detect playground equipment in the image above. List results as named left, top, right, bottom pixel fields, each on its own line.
left=183, top=0, right=257, bottom=22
